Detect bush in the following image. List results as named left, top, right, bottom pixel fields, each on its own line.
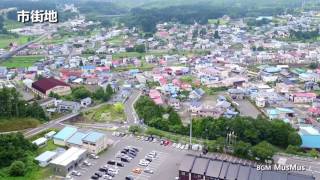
left=129, top=125, right=143, bottom=135
left=9, top=161, right=26, bottom=176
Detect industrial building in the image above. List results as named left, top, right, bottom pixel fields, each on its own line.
left=49, top=147, right=87, bottom=176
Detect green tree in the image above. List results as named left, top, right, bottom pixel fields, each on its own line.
left=285, top=145, right=301, bottom=155
left=309, top=62, right=319, bottom=69
left=129, top=125, right=143, bottom=135
left=234, top=141, right=252, bottom=158
left=72, top=86, right=91, bottom=100
left=309, top=149, right=319, bottom=158
left=9, top=161, right=26, bottom=176
left=287, top=132, right=302, bottom=146
left=251, top=141, right=275, bottom=163
left=113, top=103, right=124, bottom=114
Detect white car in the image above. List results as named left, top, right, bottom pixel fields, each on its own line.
left=71, top=171, right=81, bottom=176
left=180, top=145, right=185, bottom=149
left=139, top=159, right=150, bottom=166
left=176, top=143, right=181, bottom=149
left=103, top=174, right=113, bottom=180
left=108, top=168, right=119, bottom=175
left=172, top=143, right=177, bottom=147
left=184, top=144, right=189, bottom=150
left=83, top=160, right=92, bottom=166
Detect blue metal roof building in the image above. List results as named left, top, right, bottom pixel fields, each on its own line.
left=300, top=135, right=320, bottom=149
left=83, top=131, right=105, bottom=143
left=53, top=126, right=78, bottom=141
left=67, top=132, right=87, bottom=146
left=35, top=151, right=58, bottom=167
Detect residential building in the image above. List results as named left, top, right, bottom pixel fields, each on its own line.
left=289, top=92, right=317, bottom=103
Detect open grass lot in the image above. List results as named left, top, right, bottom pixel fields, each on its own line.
left=0, top=56, right=44, bottom=68
left=83, top=104, right=125, bottom=123
left=0, top=35, right=33, bottom=49
left=0, top=118, right=40, bottom=132
left=106, top=35, right=125, bottom=46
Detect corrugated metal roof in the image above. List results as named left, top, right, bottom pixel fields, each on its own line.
left=53, top=126, right=77, bottom=141
left=82, top=131, right=105, bottom=143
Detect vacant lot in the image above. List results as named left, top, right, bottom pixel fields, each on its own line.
left=83, top=104, right=125, bottom=123
left=0, top=55, right=44, bottom=68
left=0, top=118, right=40, bottom=132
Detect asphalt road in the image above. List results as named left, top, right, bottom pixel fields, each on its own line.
left=24, top=112, right=79, bottom=138
left=124, top=90, right=141, bottom=124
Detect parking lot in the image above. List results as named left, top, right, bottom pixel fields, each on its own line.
left=66, top=131, right=320, bottom=180
left=71, top=134, right=195, bottom=180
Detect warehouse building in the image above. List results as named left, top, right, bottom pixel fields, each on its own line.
left=53, top=126, right=78, bottom=146
left=179, top=154, right=315, bottom=180
left=50, top=147, right=87, bottom=176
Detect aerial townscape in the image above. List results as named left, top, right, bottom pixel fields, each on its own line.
left=1, top=0, right=320, bottom=180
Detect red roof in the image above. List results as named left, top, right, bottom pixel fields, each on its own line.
left=32, top=78, right=69, bottom=94
left=293, top=92, right=317, bottom=98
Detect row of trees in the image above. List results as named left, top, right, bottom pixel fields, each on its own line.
left=50, top=85, right=115, bottom=102
left=0, top=88, right=47, bottom=121
left=134, top=96, right=302, bottom=162
left=125, top=44, right=146, bottom=53
left=289, top=29, right=320, bottom=41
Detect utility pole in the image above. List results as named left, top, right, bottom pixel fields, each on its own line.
left=189, top=117, right=192, bottom=147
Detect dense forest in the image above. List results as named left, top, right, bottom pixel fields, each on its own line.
left=135, top=96, right=302, bottom=162
left=0, top=88, right=47, bottom=121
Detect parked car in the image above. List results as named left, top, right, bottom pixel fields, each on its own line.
left=99, top=167, right=108, bottom=172
left=116, top=162, right=124, bottom=167
left=89, top=154, right=99, bottom=159
left=107, top=160, right=116, bottom=165
left=139, top=159, right=150, bottom=166
left=91, top=175, right=99, bottom=179
left=83, top=160, right=92, bottom=166
left=102, top=174, right=113, bottom=180
left=144, top=168, right=154, bottom=174
left=94, top=172, right=103, bottom=177
left=126, top=175, right=135, bottom=180
left=121, top=157, right=130, bottom=162
left=71, top=171, right=81, bottom=176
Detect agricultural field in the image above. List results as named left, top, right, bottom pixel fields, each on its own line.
left=0, top=35, right=33, bottom=49
left=0, top=55, right=44, bottom=68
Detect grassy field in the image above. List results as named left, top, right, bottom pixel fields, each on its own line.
left=83, top=104, right=125, bottom=123
left=0, top=118, right=40, bottom=132
left=106, top=35, right=125, bottom=46
left=0, top=55, right=44, bottom=68
left=0, top=35, right=33, bottom=49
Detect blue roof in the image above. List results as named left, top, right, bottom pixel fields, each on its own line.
left=53, top=126, right=78, bottom=141
left=67, top=132, right=87, bottom=145
left=82, top=65, right=96, bottom=70
left=35, top=151, right=57, bottom=162
left=300, top=135, right=320, bottom=148
left=82, top=131, right=105, bottom=143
